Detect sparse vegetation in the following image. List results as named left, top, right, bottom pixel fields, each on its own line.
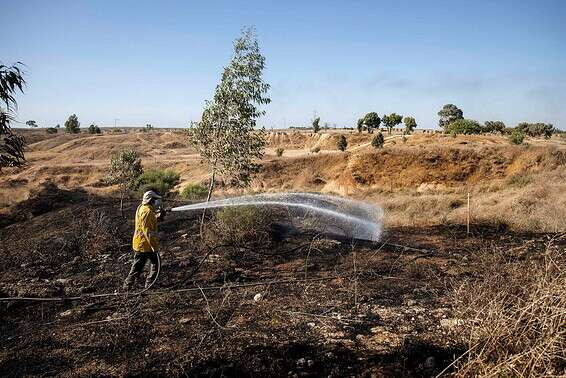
left=336, top=135, right=347, bottom=151
left=311, top=145, right=321, bottom=153
left=312, top=117, right=320, bottom=133
left=206, top=205, right=272, bottom=248
left=516, top=122, right=555, bottom=138
left=484, top=120, right=506, bottom=133
left=181, top=183, right=208, bottom=200
left=46, top=127, right=58, bottom=134
left=105, top=149, right=144, bottom=216
left=0, top=62, right=26, bottom=171
left=64, top=114, right=80, bottom=134
left=136, top=168, right=180, bottom=197
left=275, top=147, right=284, bottom=157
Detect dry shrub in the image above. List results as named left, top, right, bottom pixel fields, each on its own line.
left=453, top=238, right=565, bottom=376
left=205, top=205, right=273, bottom=248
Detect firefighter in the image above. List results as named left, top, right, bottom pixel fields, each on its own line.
left=123, top=190, right=164, bottom=290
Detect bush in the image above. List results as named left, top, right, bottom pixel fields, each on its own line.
left=206, top=206, right=272, bottom=248
left=275, top=147, right=284, bottom=157
left=510, top=129, right=525, bottom=145
left=46, top=127, right=58, bottom=134
left=181, top=183, right=208, bottom=200
left=336, top=135, right=347, bottom=151
left=516, top=122, right=555, bottom=138
left=88, top=124, right=101, bottom=134
left=445, top=119, right=483, bottom=135
left=311, top=146, right=321, bottom=153
left=136, top=168, right=180, bottom=196
left=371, top=132, right=384, bottom=149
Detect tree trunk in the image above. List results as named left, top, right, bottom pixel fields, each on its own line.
left=120, top=193, right=124, bottom=218
left=199, top=169, right=216, bottom=238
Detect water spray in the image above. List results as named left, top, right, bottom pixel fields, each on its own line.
left=171, top=192, right=384, bottom=242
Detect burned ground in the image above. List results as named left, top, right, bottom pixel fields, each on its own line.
left=1, top=186, right=562, bottom=377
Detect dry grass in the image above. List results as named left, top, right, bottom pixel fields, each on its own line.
left=451, top=236, right=566, bottom=377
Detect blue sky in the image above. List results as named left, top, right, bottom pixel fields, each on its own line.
left=4, top=0, right=566, bottom=129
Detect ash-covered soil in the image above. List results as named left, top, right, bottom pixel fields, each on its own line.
left=0, top=186, right=559, bottom=377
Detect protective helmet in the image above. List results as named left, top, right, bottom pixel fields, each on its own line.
left=142, top=190, right=162, bottom=205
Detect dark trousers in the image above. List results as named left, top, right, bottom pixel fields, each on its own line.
left=124, top=251, right=158, bottom=289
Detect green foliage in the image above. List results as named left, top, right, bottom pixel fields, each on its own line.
left=46, top=127, right=58, bottom=134
left=445, top=119, right=483, bottom=135
left=484, top=121, right=506, bottom=134
left=137, top=168, right=180, bottom=196
left=187, top=26, right=270, bottom=193
left=88, top=124, right=101, bottom=134
left=363, top=112, right=380, bottom=133
left=0, top=62, right=26, bottom=171
left=516, top=122, right=555, bottom=138
left=403, top=116, right=417, bottom=134
left=145, top=124, right=154, bottom=132
left=438, top=104, right=464, bottom=129
left=509, top=129, right=525, bottom=145
left=382, top=113, right=403, bottom=134
left=336, top=135, right=347, bottom=151
left=106, top=149, right=144, bottom=214
left=64, top=114, right=80, bottom=134
left=311, top=146, right=321, bottom=153
left=26, top=120, right=37, bottom=128
left=356, top=118, right=364, bottom=133
left=275, top=147, right=284, bottom=157
left=312, top=117, right=320, bottom=133
left=181, top=183, right=208, bottom=200
left=371, top=132, right=385, bottom=149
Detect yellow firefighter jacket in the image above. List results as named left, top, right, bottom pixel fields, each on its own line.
left=132, top=204, right=159, bottom=252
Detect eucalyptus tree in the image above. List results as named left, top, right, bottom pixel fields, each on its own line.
left=363, top=112, right=380, bottom=133
left=65, top=114, right=80, bottom=133
left=0, top=62, right=26, bottom=171
left=188, top=26, right=270, bottom=204
left=312, top=117, right=321, bottom=133
left=438, top=104, right=463, bottom=130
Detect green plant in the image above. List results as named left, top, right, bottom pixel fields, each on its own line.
left=371, top=132, right=384, bottom=148
left=187, top=26, right=270, bottom=204
left=516, top=122, right=555, bottom=138
left=445, top=119, right=483, bottom=135
left=510, top=129, right=525, bottom=145
left=65, top=114, right=80, bottom=134
left=136, top=168, right=180, bottom=197
left=0, top=62, right=26, bottom=171
left=207, top=206, right=272, bottom=248
left=181, top=183, right=208, bottom=200
left=382, top=113, right=403, bottom=134
left=312, top=117, right=320, bottom=133
left=438, top=104, right=464, bottom=130
left=311, top=146, right=321, bottom=153
left=88, top=124, right=101, bottom=134
left=336, top=135, right=347, bottom=151
left=26, top=120, right=37, bottom=128
left=363, top=112, right=380, bottom=133
left=484, top=121, right=506, bottom=133
left=356, top=118, right=364, bottom=133
left=105, top=149, right=144, bottom=216
left=275, top=147, right=284, bottom=157
left=403, top=116, right=417, bottom=134
left=46, top=127, right=58, bottom=134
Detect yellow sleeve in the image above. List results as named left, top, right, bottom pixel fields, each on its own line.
left=140, top=210, right=159, bottom=251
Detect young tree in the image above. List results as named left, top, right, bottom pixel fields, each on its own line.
left=0, top=62, right=26, bottom=171
left=484, top=121, right=506, bottom=134
left=403, top=116, right=417, bottom=134
left=188, top=26, right=270, bottom=206
left=105, top=149, right=144, bottom=216
left=26, top=120, right=37, bottom=128
left=312, top=117, right=321, bottom=133
left=65, top=114, right=80, bottom=133
left=438, top=104, right=463, bottom=129
left=356, top=118, right=364, bottom=133
left=363, top=112, right=380, bottom=133
left=371, top=132, right=385, bottom=149
left=445, top=119, right=483, bottom=134
left=383, top=113, right=403, bottom=134
left=337, top=134, right=347, bottom=151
